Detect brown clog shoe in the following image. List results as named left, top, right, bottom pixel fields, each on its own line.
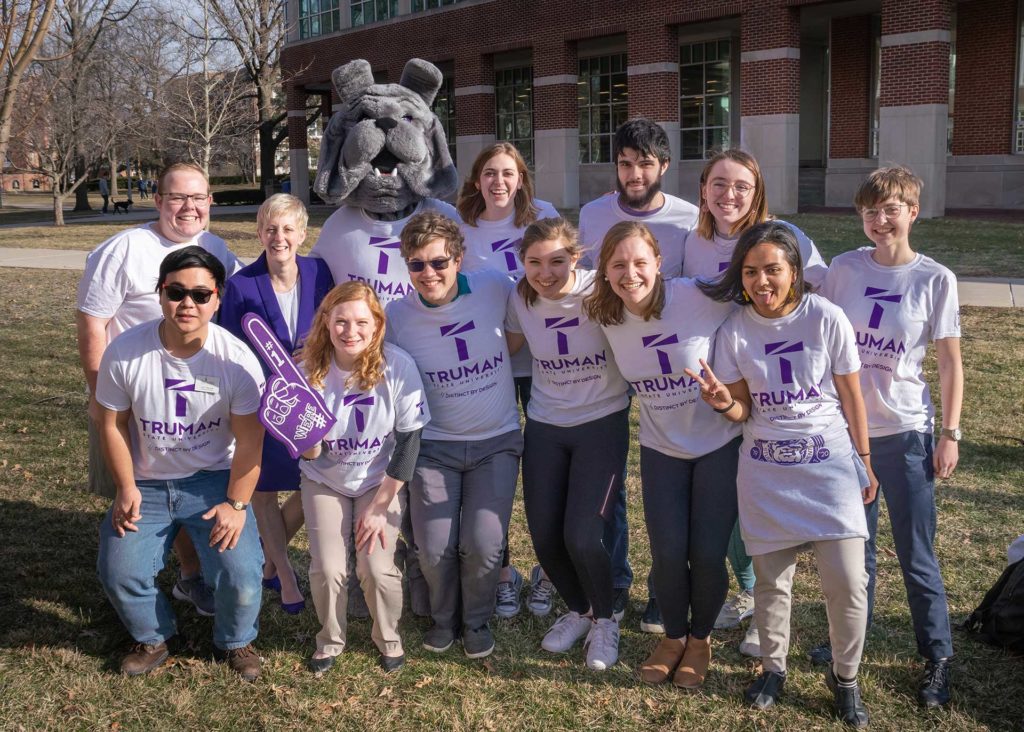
left=639, top=637, right=686, bottom=685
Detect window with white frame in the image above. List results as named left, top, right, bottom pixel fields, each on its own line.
left=577, top=54, right=628, bottom=164
left=351, top=0, right=397, bottom=26
left=433, top=75, right=456, bottom=164
left=679, top=39, right=732, bottom=160
left=299, top=0, right=341, bottom=39
left=496, top=67, right=534, bottom=167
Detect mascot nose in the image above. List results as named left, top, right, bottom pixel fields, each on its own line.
left=375, top=117, right=398, bottom=131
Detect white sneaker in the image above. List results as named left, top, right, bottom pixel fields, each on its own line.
left=714, top=589, right=755, bottom=630
left=739, top=622, right=761, bottom=658
left=585, top=617, right=620, bottom=671
left=541, top=611, right=593, bottom=653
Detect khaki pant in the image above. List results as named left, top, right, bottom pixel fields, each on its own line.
left=753, top=537, right=867, bottom=679
left=301, top=476, right=404, bottom=658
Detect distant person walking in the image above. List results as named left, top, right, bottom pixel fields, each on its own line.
left=99, top=172, right=110, bottom=214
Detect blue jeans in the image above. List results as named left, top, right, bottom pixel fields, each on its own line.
left=864, top=431, right=954, bottom=660
left=97, top=470, right=264, bottom=650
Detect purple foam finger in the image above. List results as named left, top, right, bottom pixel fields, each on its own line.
left=261, top=376, right=336, bottom=459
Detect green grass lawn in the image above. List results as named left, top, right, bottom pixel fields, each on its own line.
left=0, top=268, right=1022, bottom=730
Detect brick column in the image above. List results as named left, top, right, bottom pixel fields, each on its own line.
left=533, top=41, right=579, bottom=209
left=627, top=22, right=680, bottom=195
left=454, top=55, right=496, bottom=181
left=879, top=0, right=952, bottom=217
left=287, top=84, right=309, bottom=204
left=740, top=1, right=800, bottom=214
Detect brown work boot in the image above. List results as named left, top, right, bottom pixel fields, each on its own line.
left=672, top=634, right=711, bottom=689
left=120, top=641, right=170, bottom=676
left=639, top=637, right=686, bottom=685
left=216, top=644, right=261, bottom=682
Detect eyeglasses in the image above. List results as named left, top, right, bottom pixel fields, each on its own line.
left=860, top=203, right=908, bottom=221
left=162, top=193, right=211, bottom=206
left=162, top=283, right=218, bottom=304
left=710, top=181, right=755, bottom=197
left=406, top=257, right=453, bottom=273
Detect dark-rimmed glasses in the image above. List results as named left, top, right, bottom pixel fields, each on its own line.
left=162, top=283, right=218, bottom=304
left=406, top=257, right=453, bottom=273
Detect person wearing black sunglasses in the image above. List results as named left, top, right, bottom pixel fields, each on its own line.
left=76, top=162, right=243, bottom=620
left=95, top=246, right=267, bottom=682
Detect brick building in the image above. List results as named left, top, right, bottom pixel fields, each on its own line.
left=281, top=0, right=1023, bottom=217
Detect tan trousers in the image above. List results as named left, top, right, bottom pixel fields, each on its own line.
left=301, top=476, right=404, bottom=658
left=752, top=537, right=867, bottom=679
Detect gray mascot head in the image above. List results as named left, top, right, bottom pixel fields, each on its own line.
left=313, top=58, right=459, bottom=217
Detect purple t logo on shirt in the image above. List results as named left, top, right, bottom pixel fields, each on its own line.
left=864, top=287, right=903, bottom=329
left=544, top=316, right=580, bottom=355
left=343, top=393, right=376, bottom=432
left=490, top=238, right=522, bottom=272
left=642, top=333, right=679, bottom=375
left=440, top=321, right=476, bottom=361
left=368, top=236, right=402, bottom=275
left=164, top=378, right=196, bottom=417
left=765, top=340, right=804, bottom=384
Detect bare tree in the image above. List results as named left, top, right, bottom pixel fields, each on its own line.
left=206, top=0, right=284, bottom=192
left=0, top=0, right=57, bottom=207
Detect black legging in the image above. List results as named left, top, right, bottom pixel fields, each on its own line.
left=522, top=408, right=628, bottom=619
left=641, top=437, right=741, bottom=639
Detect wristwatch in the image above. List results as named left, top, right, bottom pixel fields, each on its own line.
left=226, top=498, right=248, bottom=511
left=940, top=427, right=962, bottom=441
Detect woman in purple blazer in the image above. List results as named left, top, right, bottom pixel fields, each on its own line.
left=219, top=194, right=334, bottom=613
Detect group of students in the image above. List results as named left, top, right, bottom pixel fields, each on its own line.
left=83, top=118, right=962, bottom=729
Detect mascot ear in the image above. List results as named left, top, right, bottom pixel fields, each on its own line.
left=399, top=58, right=443, bottom=107
left=426, top=117, right=459, bottom=200
left=332, top=59, right=376, bottom=103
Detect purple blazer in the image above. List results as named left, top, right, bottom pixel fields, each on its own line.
left=219, top=252, right=334, bottom=492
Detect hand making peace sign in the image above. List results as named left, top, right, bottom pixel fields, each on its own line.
left=683, top=358, right=734, bottom=412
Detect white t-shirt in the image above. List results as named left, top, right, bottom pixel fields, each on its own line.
left=713, top=294, right=861, bottom=442
left=578, top=193, right=698, bottom=277
left=601, top=278, right=739, bottom=459
left=820, top=248, right=960, bottom=437
left=459, top=200, right=559, bottom=378
left=77, top=224, right=242, bottom=342
left=300, top=343, right=430, bottom=497
left=96, top=320, right=264, bottom=481
left=385, top=269, right=519, bottom=441
left=506, top=269, right=629, bottom=427
left=311, top=199, right=460, bottom=306
left=682, top=220, right=828, bottom=290
left=274, top=282, right=300, bottom=343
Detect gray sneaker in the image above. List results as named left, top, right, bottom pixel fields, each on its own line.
left=173, top=574, right=214, bottom=617
left=585, top=617, right=620, bottom=671
left=463, top=625, right=495, bottom=659
left=528, top=565, right=555, bottom=617
left=495, top=566, right=523, bottom=619
left=739, top=623, right=761, bottom=657
left=422, top=624, right=457, bottom=653
left=714, top=589, right=754, bottom=630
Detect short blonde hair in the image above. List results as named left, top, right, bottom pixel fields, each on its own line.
left=257, top=193, right=309, bottom=232
left=157, top=162, right=209, bottom=194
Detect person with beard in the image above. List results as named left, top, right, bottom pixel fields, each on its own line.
left=578, top=119, right=698, bottom=278
left=577, top=119, right=699, bottom=634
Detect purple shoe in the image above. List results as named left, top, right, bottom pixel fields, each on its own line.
left=281, top=598, right=306, bottom=615
left=262, top=575, right=282, bottom=593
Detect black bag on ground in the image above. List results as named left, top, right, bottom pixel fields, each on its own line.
left=961, top=558, right=1024, bottom=654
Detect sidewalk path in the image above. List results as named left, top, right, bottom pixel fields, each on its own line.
left=0, top=246, right=1020, bottom=308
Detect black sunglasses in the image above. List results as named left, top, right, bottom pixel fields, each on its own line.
left=162, top=283, right=218, bottom=304
left=406, top=257, right=453, bottom=273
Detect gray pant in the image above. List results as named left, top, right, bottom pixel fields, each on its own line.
left=409, top=430, right=523, bottom=631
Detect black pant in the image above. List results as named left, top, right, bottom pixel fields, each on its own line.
left=522, top=408, right=628, bottom=619
left=641, top=438, right=740, bottom=639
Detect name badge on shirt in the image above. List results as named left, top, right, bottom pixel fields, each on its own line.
left=195, top=376, right=220, bottom=394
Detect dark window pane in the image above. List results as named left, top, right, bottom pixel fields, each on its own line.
left=579, top=137, right=589, bottom=164
left=719, top=39, right=731, bottom=60
left=515, top=114, right=532, bottom=139
left=707, top=127, right=729, bottom=154
left=692, top=43, right=704, bottom=63
left=600, top=55, right=609, bottom=74
left=707, top=95, right=729, bottom=127
left=680, top=97, right=702, bottom=128
left=680, top=65, right=704, bottom=97
left=612, top=105, right=628, bottom=130
left=597, top=135, right=610, bottom=163
left=497, top=85, right=513, bottom=112
left=680, top=45, right=691, bottom=64
left=681, top=129, right=702, bottom=159
left=578, top=110, right=590, bottom=136
left=597, top=106, right=610, bottom=134
left=611, top=73, right=628, bottom=103
left=706, top=61, right=730, bottom=94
